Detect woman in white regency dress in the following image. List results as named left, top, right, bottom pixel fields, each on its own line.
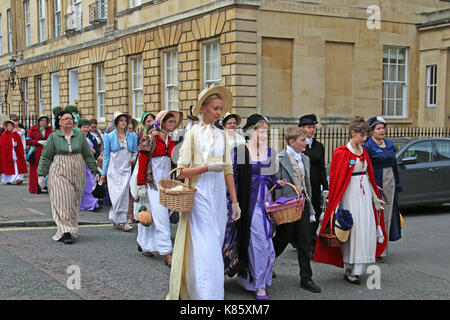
left=136, top=110, right=182, bottom=266
left=100, top=112, right=138, bottom=232
left=167, top=86, right=241, bottom=300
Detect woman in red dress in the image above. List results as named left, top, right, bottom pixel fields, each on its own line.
left=27, top=115, right=53, bottom=193
left=0, top=120, right=28, bottom=184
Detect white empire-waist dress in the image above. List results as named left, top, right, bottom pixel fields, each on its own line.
left=339, top=143, right=377, bottom=275
left=107, top=141, right=132, bottom=225
left=137, top=153, right=173, bottom=255
left=167, top=125, right=230, bottom=300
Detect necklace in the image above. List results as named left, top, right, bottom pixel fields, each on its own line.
left=116, top=130, right=127, bottom=150
left=374, top=138, right=384, bottom=146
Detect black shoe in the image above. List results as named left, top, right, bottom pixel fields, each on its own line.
left=63, top=233, right=73, bottom=245
left=300, top=279, right=321, bottom=293
left=272, top=271, right=277, bottom=279
left=344, top=273, right=361, bottom=285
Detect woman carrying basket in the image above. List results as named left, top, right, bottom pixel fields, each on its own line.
left=166, top=86, right=241, bottom=300
left=313, top=117, right=387, bottom=285
left=135, top=110, right=182, bottom=266
left=224, top=114, right=286, bottom=300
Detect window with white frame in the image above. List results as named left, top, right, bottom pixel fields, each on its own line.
left=0, top=15, right=3, bottom=55
left=131, top=57, right=144, bottom=119
left=426, top=65, right=437, bottom=107
left=203, top=40, right=221, bottom=89
left=382, top=46, right=408, bottom=118
left=54, top=0, right=61, bottom=37
left=36, top=76, right=43, bottom=115
left=24, top=0, right=31, bottom=46
left=164, top=50, right=179, bottom=110
left=38, top=0, right=46, bottom=42
left=23, top=79, right=29, bottom=118
left=7, top=9, right=12, bottom=52
left=51, top=72, right=60, bottom=110
left=69, top=68, right=79, bottom=106
left=96, top=63, right=106, bottom=121
left=129, top=0, right=142, bottom=8
left=71, top=0, right=82, bottom=31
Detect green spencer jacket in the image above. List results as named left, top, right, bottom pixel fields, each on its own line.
left=37, top=129, right=98, bottom=177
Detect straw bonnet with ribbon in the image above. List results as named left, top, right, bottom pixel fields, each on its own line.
left=334, top=208, right=354, bottom=243
left=154, top=110, right=183, bottom=130
left=113, top=111, right=131, bottom=127
left=193, top=86, right=233, bottom=116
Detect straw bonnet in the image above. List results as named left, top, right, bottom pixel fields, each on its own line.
left=113, top=111, right=131, bottom=127
left=155, top=110, right=183, bottom=129
left=334, top=209, right=353, bottom=243
left=220, top=112, right=241, bottom=127
left=193, top=86, right=233, bottom=116
left=38, top=114, right=50, bottom=123
left=3, top=119, right=14, bottom=128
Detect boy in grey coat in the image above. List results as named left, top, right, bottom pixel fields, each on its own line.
left=273, top=127, right=321, bottom=293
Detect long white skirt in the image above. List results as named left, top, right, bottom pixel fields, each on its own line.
left=185, top=171, right=228, bottom=300
left=107, top=148, right=132, bottom=225
left=137, top=156, right=172, bottom=255
left=340, top=157, right=377, bottom=275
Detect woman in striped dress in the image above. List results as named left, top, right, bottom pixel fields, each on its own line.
left=37, top=111, right=98, bottom=244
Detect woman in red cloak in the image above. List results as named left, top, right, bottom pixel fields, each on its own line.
left=313, top=117, right=387, bottom=285
left=0, top=120, right=28, bottom=184
left=27, top=115, right=53, bottom=193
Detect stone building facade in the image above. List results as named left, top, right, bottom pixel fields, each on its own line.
left=0, top=0, right=449, bottom=129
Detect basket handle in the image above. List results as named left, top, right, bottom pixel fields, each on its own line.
left=265, top=181, right=301, bottom=204
left=164, top=167, right=180, bottom=181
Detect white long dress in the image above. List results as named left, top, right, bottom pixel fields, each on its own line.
left=184, top=127, right=228, bottom=300
left=137, top=154, right=173, bottom=255
left=1, top=138, right=24, bottom=183
left=107, top=144, right=132, bottom=225
left=339, top=143, right=377, bottom=276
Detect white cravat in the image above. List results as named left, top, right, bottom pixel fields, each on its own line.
left=306, top=137, right=313, bottom=148
left=286, top=146, right=304, bottom=174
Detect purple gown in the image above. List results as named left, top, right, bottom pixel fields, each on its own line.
left=223, top=148, right=278, bottom=292
left=80, top=139, right=99, bottom=211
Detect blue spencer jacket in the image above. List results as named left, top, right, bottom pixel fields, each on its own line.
left=364, top=137, right=402, bottom=241
left=102, top=130, right=138, bottom=176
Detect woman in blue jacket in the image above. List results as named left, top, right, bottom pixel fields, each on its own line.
left=100, top=112, right=138, bottom=232
left=364, top=116, right=402, bottom=262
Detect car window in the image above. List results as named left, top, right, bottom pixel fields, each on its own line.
left=435, top=141, right=450, bottom=161
left=400, top=141, right=434, bottom=163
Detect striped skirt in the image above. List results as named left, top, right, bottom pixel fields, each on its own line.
left=48, top=154, right=86, bottom=241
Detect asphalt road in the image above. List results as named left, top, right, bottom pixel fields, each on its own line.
left=0, top=205, right=449, bottom=300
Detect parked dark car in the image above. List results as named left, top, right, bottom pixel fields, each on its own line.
left=394, top=137, right=450, bottom=208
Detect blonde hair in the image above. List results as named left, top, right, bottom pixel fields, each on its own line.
left=202, top=94, right=222, bottom=108
left=285, top=127, right=307, bottom=145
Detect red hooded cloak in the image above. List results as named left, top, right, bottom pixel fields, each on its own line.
left=0, top=130, right=28, bottom=175
left=313, top=145, right=387, bottom=268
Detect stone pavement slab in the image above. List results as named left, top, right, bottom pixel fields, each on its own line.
left=0, top=175, right=110, bottom=227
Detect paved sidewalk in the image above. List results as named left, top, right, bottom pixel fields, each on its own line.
left=0, top=174, right=110, bottom=228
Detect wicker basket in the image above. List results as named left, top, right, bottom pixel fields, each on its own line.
left=265, top=182, right=305, bottom=225
left=319, top=209, right=344, bottom=247
left=158, top=168, right=197, bottom=212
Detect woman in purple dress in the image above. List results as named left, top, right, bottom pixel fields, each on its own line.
left=223, top=114, right=285, bottom=300
left=79, top=119, right=100, bottom=211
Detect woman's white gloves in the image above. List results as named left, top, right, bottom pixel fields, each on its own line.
left=38, top=176, right=45, bottom=188
left=137, top=185, right=147, bottom=200
left=207, top=163, right=225, bottom=173
left=231, top=203, right=241, bottom=221
left=370, top=184, right=385, bottom=211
